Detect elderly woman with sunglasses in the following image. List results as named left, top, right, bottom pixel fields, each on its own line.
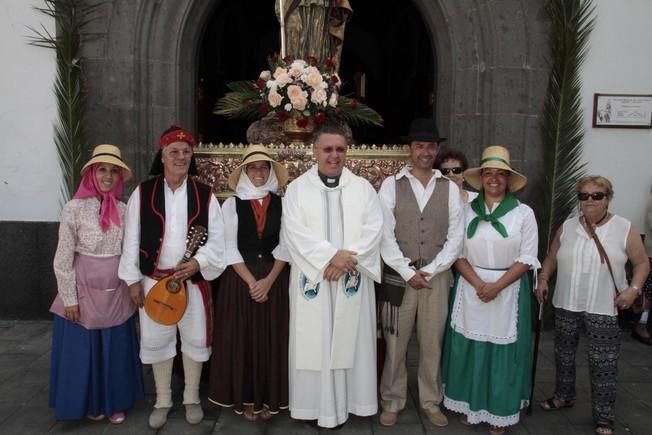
left=434, top=148, right=478, bottom=203
left=536, top=176, right=649, bottom=435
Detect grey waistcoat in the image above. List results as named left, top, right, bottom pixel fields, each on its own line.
left=394, top=175, right=450, bottom=266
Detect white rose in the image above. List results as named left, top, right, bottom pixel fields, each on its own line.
left=259, top=70, right=271, bottom=81
left=328, top=93, right=338, bottom=108
left=284, top=103, right=292, bottom=112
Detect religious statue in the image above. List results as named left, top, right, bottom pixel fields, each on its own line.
left=275, top=0, right=352, bottom=71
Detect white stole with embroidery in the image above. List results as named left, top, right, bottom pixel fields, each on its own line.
left=283, top=167, right=381, bottom=370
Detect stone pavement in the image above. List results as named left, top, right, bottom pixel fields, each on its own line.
left=0, top=320, right=650, bottom=435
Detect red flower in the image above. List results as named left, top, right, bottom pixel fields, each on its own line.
left=335, top=108, right=343, bottom=116
left=314, top=112, right=327, bottom=124
left=283, top=55, right=292, bottom=63
left=276, top=111, right=289, bottom=122
left=259, top=104, right=269, bottom=115
left=330, top=75, right=340, bottom=85
left=270, top=54, right=279, bottom=63
left=246, top=100, right=253, bottom=107
left=256, top=78, right=266, bottom=90
left=351, top=98, right=358, bottom=109
left=296, top=117, right=309, bottom=128
left=307, top=55, right=318, bottom=65
left=325, top=58, right=336, bottom=69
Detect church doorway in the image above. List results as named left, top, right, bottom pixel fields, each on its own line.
left=197, top=0, right=435, bottom=145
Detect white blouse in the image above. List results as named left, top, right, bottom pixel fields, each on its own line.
left=461, top=201, right=540, bottom=270
left=553, top=215, right=630, bottom=316
left=222, top=196, right=290, bottom=266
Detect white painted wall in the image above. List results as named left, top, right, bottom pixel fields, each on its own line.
left=0, top=1, right=59, bottom=221
left=581, top=0, right=652, bottom=252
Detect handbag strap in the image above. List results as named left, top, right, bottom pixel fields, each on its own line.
left=582, top=215, right=620, bottom=297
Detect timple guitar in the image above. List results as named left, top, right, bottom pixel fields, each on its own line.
left=144, top=225, right=207, bottom=325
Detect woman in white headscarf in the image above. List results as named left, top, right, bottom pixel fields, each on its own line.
left=208, top=145, right=290, bottom=421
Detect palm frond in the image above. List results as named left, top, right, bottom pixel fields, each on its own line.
left=337, top=96, right=384, bottom=127
left=538, top=0, right=596, bottom=258
left=28, top=0, right=95, bottom=203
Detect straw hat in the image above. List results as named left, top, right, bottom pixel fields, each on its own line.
left=81, top=144, right=132, bottom=181
left=227, top=145, right=289, bottom=191
left=464, top=145, right=527, bottom=192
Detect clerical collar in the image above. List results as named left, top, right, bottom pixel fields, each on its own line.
left=318, top=170, right=341, bottom=187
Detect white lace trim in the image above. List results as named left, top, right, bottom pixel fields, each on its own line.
left=450, top=276, right=519, bottom=344
left=443, top=396, right=528, bottom=427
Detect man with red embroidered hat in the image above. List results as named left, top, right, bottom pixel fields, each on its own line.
left=119, top=125, right=225, bottom=429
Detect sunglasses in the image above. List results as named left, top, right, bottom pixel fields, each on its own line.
left=577, top=192, right=607, bottom=201
left=440, top=167, right=463, bottom=175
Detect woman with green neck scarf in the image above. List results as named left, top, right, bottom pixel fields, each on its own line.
left=441, top=145, right=539, bottom=435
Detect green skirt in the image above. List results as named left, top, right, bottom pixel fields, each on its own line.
left=441, top=274, right=532, bottom=427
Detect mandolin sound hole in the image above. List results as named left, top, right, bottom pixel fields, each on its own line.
left=166, top=280, right=180, bottom=293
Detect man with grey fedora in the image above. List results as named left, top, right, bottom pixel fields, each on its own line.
left=377, top=118, right=464, bottom=427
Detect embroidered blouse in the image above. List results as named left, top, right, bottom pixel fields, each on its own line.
left=53, top=198, right=126, bottom=307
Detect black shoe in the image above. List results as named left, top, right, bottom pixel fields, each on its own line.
left=631, top=328, right=652, bottom=345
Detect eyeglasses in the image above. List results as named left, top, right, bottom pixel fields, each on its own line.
left=577, top=192, right=607, bottom=201
left=316, top=146, right=347, bottom=154
left=440, top=167, right=463, bottom=176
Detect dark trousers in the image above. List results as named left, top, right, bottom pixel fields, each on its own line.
left=553, top=308, right=620, bottom=424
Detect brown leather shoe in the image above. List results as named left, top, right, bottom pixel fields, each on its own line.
left=423, top=409, right=448, bottom=427
left=379, top=410, right=399, bottom=426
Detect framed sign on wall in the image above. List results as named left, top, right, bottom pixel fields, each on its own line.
left=592, top=93, right=652, bottom=128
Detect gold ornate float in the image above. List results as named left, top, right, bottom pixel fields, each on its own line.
left=194, top=142, right=409, bottom=199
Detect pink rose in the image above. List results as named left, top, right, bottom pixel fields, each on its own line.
left=304, top=67, right=323, bottom=88
left=273, top=67, right=285, bottom=79
left=267, top=90, right=283, bottom=108
left=311, top=88, right=328, bottom=105
left=291, top=95, right=307, bottom=111
left=286, top=84, right=304, bottom=100
left=273, top=67, right=292, bottom=87
left=289, top=65, right=304, bottom=79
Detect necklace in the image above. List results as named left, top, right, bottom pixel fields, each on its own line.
left=592, top=210, right=609, bottom=226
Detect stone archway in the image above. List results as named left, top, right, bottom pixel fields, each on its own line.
left=81, top=0, right=548, bottom=196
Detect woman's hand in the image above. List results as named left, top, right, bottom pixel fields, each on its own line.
left=614, top=287, right=640, bottom=310
left=250, top=277, right=273, bottom=303
left=535, top=281, right=549, bottom=304
left=64, top=305, right=80, bottom=322
left=129, top=282, right=145, bottom=307
left=476, top=282, right=501, bottom=303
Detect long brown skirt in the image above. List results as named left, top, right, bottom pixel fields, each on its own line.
left=208, top=260, right=289, bottom=414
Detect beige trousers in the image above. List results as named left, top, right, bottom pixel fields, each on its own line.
left=379, top=272, right=449, bottom=412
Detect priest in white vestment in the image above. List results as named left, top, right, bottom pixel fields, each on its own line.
left=282, top=122, right=383, bottom=428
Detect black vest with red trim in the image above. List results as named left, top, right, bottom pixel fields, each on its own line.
left=138, top=175, right=213, bottom=281
left=235, top=194, right=282, bottom=264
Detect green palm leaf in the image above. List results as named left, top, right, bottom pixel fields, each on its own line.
left=27, top=0, right=98, bottom=203
left=539, top=0, right=596, bottom=259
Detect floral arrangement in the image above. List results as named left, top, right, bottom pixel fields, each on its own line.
left=214, top=55, right=383, bottom=127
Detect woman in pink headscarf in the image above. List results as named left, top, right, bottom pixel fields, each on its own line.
left=49, top=145, right=143, bottom=424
